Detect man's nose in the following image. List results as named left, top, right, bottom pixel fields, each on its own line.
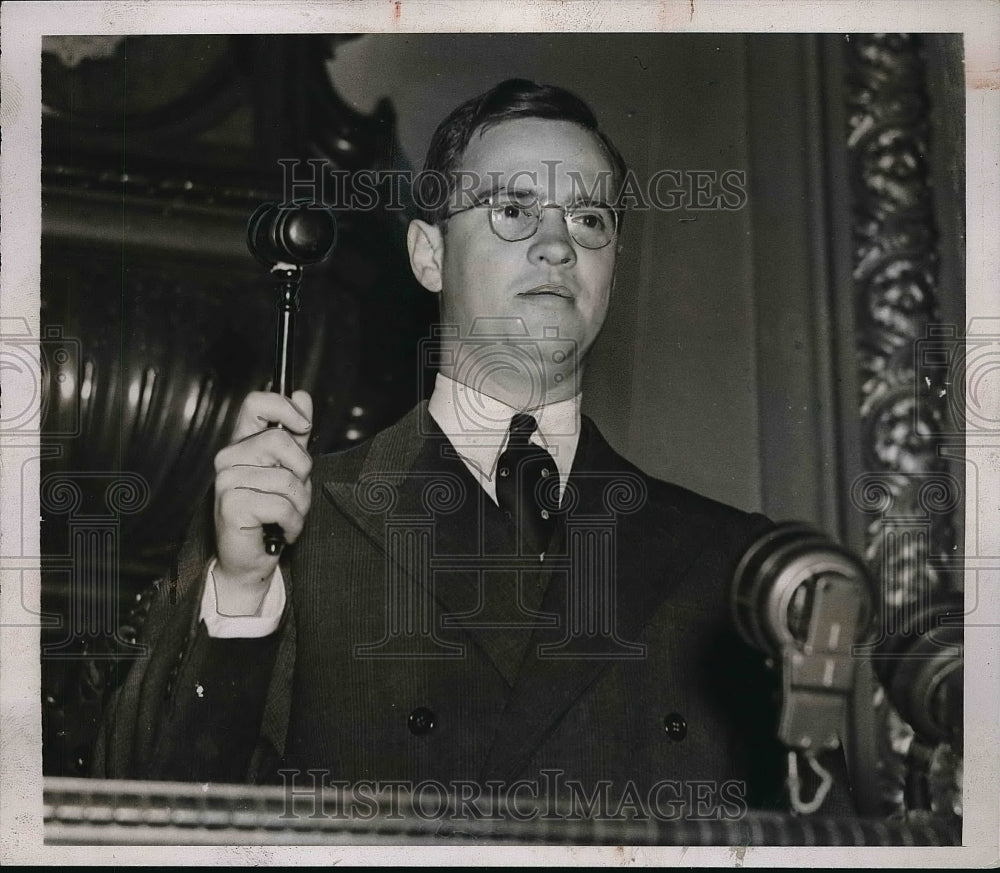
left=527, top=209, right=576, bottom=267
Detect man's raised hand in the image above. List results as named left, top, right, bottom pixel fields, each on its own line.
left=211, top=390, right=313, bottom=615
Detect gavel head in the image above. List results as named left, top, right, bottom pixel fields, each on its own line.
left=247, top=200, right=338, bottom=268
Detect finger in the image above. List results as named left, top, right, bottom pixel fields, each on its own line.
left=216, top=466, right=311, bottom=518
left=216, top=428, right=313, bottom=481
left=289, top=390, right=313, bottom=426
left=215, top=432, right=312, bottom=482
left=216, top=466, right=312, bottom=518
left=288, top=390, right=314, bottom=452
left=231, top=391, right=313, bottom=442
left=217, top=487, right=306, bottom=543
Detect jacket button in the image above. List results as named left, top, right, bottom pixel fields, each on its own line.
left=663, top=712, right=687, bottom=741
left=408, top=706, right=436, bottom=736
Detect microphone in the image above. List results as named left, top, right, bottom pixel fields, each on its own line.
left=732, top=523, right=876, bottom=752
left=732, top=522, right=964, bottom=816
left=872, top=592, right=963, bottom=749
left=731, top=523, right=876, bottom=812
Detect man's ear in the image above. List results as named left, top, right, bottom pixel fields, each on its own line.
left=407, top=219, right=444, bottom=293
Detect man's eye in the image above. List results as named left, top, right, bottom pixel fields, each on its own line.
left=496, top=203, right=532, bottom=220
left=571, top=210, right=607, bottom=230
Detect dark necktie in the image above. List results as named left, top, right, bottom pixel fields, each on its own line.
left=495, top=413, right=559, bottom=556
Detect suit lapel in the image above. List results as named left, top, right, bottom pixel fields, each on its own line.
left=479, top=417, right=719, bottom=783
left=321, top=403, right=429, bottom=555
left=320, top=403, right=558, bottom=685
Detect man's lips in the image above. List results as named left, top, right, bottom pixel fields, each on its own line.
left=517, top=283, right=573, bottom=299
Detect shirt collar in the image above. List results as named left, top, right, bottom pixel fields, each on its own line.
left=427, top=372, right=581, bottom=487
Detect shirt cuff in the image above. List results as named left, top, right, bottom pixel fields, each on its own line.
left=200, top=558, right=286, bottom=639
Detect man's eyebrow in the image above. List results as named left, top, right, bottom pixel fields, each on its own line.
left=469, top=183, right=539, bottom=203
left=567, top=196, right=615, bottom=209
left=469, top=186, right=613, bottom=208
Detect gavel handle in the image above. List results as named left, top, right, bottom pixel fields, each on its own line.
left=262, top=271, right=299, bottom=556
left=262, top=508, right=285, bottom=556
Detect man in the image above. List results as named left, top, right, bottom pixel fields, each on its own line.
left=95, top=79, right=786, bottom=812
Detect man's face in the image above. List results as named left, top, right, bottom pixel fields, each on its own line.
left=409, top=117, right=619, bottom=404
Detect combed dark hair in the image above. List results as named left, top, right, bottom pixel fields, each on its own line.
left=413, top=78, right=628, bottom=225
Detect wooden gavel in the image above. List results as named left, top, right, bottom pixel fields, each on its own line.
left=247, top=200, right=338, bottom=555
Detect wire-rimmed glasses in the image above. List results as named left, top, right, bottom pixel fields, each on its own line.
left=444, top=189, right=618, bottom=250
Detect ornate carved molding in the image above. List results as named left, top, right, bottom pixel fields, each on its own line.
left=845, top=33, right=961, bottom=820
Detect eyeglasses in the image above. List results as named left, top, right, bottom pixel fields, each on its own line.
left=443, top=191, right=618, bottom=250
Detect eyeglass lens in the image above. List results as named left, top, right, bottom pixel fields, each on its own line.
left=489, top=193, right=616, bottom=249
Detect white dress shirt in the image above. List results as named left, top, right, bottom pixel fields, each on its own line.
left=426, top=372, right=580, bottom=504
left=200, top=373, right=583, bottom=637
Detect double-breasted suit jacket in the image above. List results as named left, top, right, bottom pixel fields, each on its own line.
left=95, top=402, right=785, bottom=807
